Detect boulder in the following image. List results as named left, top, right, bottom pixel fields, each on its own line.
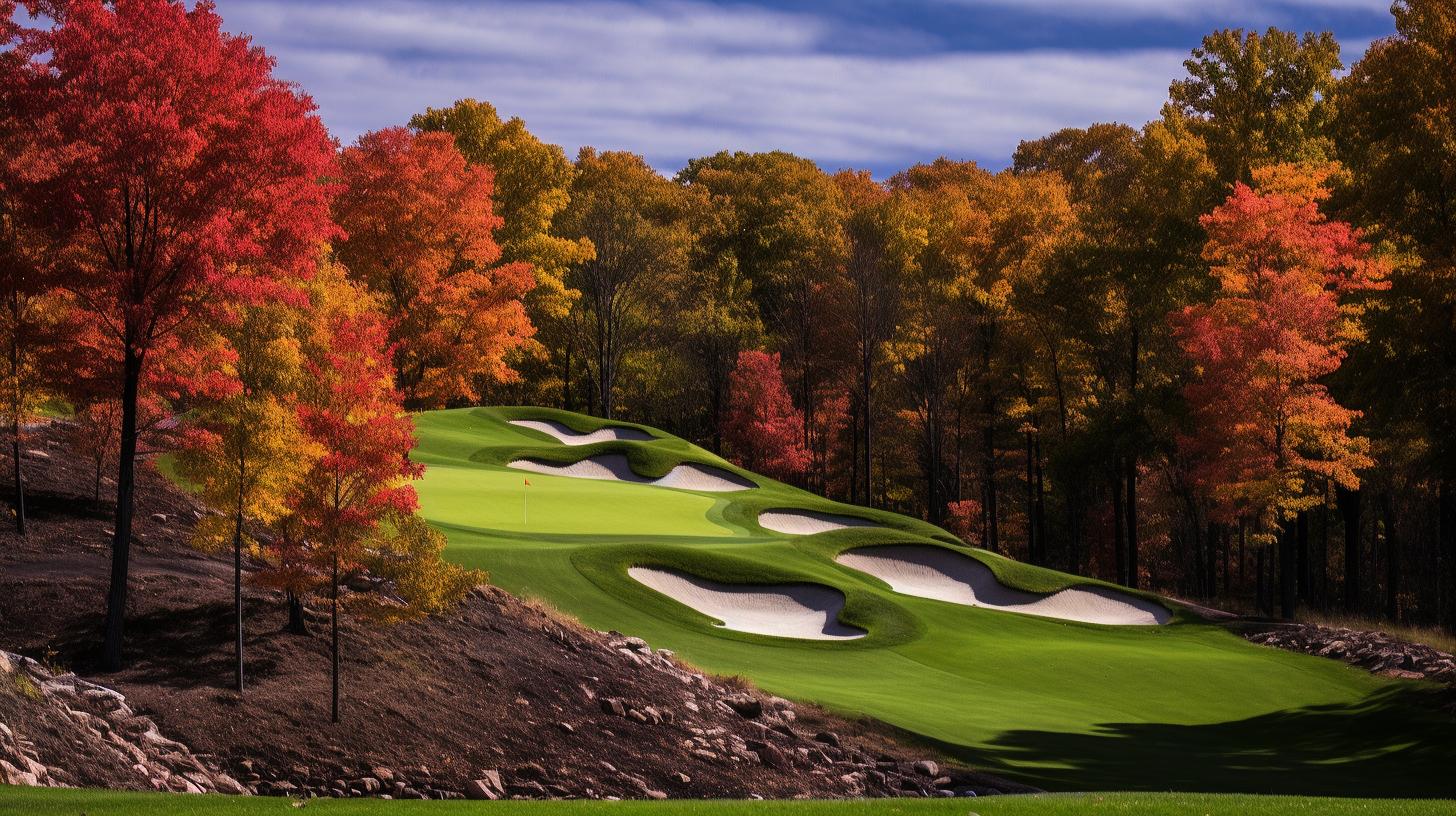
left=723, top=694, right=762, bottom=719
left=913, top=760, right=940, bottom=777
left=464, top=770, right=504, bottom=801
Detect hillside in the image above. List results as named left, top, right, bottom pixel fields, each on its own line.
left=411, top=406, right=1456, bottom=797
left=0, top=421, right=1026, bottom=800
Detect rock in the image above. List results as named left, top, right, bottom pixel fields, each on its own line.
left=724, top=694, right=763, bottom=719
left=354, top=777, right=382, bottom=794
left=913, top=760, right=940, bottom=777
left=150, top=513, right=167, bottom=523
left=465, top=771, right=504, bottom=800
left=599, top=698, right=626, bottom=717
left=557, top=721, right=576, bottom=734
left=514, top=762, right=547, bottom=780
left=671, top=772, right=691, bottom=784
left=813, top=731, right=840, bottom=747
left=690, top=749, right=718, bottom=763
left=622, top=636, right=650, bottom=652
left=23, top=449, right=49, bottom=459
left=746, top=739, right=787, bottom=769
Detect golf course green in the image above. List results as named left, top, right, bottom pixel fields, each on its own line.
left=409, top=407, right=1455, bottom=798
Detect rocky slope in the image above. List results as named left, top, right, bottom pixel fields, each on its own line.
left=1241, top=623, right=1456, bottom=685
left=0, top=421, right=1029, bottom=800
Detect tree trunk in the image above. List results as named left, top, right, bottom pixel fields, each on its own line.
left=862, top=342, right=873, bottom=510
left=1256, top=544, right=1267, bottom=616
left=1441, top=480, right=1456, bottom=635
left=331, top=552, right=340, bottom=724
left=286, top=591, right=307, bottom=635
left=11, top=420, right=24, bottom=537
left=1280, top=522, right=1297, bottom=619
left=232, top=505, right=245, bottom=694
left=1337, top=486, right=1361, bottom=614
left=1124, top=456, right=1139, bottom=590
left=1024, top=431, right=1036, bottom=564
left=101, top=346, right=143, bottom=672
left=1382, top=493, right=1399, bottom=623
left=1296, top=510, right=1310, bottom=603
left=1112, top=462, right=1126, bottom=586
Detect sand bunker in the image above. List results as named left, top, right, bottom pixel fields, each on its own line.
left=629, top=567, right=864, bottom=640
left=508, top=453, right=755, bottom=492
left=509, top=418, right=654, bottom=445
left=758, top=509, right=880, bottom=536
left=836, top=545, right=1170, bottom=626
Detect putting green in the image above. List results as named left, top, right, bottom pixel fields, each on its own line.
left=412, top=407, right=1456, bottom=797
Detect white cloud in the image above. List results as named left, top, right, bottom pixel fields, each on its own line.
left=218, top=0, right=1192, bottom=173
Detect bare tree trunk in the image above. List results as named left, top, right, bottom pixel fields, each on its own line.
left=1125, top=457, right=1139, bottom=590
left=1280, top=522, right=1297, bottom=619
left=331, top=553, right=340, bottom=724
left=102, top=345, right=143, bottom=672
left=286, top=591, right=307, bottom=635
left=11, top=416, right=24, bottom=536
left=1338, top=486, right=1361, bottom=614
left=1112, top=462, right=1126, bottom=586
left=1296, top=510, right=1310, bottom=603
left=1441, top=480, right=1456, bottom=635
left=1382, top=493, right=1400, bottom=623
left=232, top=503, right=245, bottom=694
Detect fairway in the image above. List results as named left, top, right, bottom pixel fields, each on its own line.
left=411, top=407, right=1456, bottom=797
left=7, top=787, right=1456, bottom=816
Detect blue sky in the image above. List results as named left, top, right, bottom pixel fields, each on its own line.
left=215, top=0, right=1397, bottom=176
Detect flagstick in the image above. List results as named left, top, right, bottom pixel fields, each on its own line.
left=523, top=480, right=528, bottom=526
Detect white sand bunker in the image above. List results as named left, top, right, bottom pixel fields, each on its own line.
left=836, top=545, right=1171, bottom=626
left=509, top=418, right=654, bottom=446
left=629, top=567, right=864, bottom=640
left=508, top=453, right=755, bottom=492
left=758, top=509, right=880, bottom=536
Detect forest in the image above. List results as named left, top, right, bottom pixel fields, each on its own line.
left=1, top=0, right=1454, bottom=700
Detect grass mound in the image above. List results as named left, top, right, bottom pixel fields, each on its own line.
left=411, top=406, right=1456, bottom=797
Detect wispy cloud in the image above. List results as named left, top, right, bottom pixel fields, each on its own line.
left=215, top=0, right=1385, bottom=175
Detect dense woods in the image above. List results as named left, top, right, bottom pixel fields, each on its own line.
left=1, top=0, right=1454, bottom=726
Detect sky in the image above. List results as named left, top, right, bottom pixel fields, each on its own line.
left=214, top=0, right=1398, bottom=177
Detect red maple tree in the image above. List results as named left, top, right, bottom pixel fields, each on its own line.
left=722, top=350, right=811, bottom=482
left=333, top=127, right=535, bottom=408
left=16, top=0, right=337, bottom=669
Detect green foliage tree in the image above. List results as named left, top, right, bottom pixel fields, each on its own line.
left=1168, top=27, right=1342, bottom=185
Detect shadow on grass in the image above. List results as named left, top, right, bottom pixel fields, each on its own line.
left=944, top=684, right=1456, bottom=797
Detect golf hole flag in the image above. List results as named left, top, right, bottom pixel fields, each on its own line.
left=522, top=477, right=531, bottom=524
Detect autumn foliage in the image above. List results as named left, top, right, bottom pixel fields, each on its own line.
left=1173, top=168, right=1388, bottom=536
left=333, top=127, right=535, bottom=408
left=722, top=351, right=811, bottom=481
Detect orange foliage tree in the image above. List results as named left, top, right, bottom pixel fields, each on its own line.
left=1172, top=166, right=1389, bottom=614
left=333, top=127, right=535, bottom=408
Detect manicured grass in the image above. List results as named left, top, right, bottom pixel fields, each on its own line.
left=410, top=407, right=1456, bottom=797
left=6, top=787, right=1456, bottom=816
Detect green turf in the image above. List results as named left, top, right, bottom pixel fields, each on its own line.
left=408, top=407, right=1455, bottom=797
left=6, top=787, right=1455, bottom=816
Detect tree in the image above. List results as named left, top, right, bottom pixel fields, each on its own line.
left=833, top=171, right=922, bottom=507
left=21, top=0, right=336, bottom=670
left=290, top=284, right=424, bottom=723
left=0, top=3, right=69, bottom=536
left=1168, top=27, right=1342, bottom=184
left=333, top=127, right=535, bottom=408
left=410, top=100, right=587, bottom=315
left=556, top=148, right=693, bottom=418
left=1173, top=167, right=1388, bottom=618
left=176, top=297, right=317, bottom=693
left=679, top=152, right=846, bottom=455
left=1333, top=0, right=1456, bottom=631
left=722, top=350, right=810, bottom=482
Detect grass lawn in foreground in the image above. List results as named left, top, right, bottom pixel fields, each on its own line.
left=5, top=787, right=1455, bottom=816
left=409, top=407, right=1455, bottom=798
